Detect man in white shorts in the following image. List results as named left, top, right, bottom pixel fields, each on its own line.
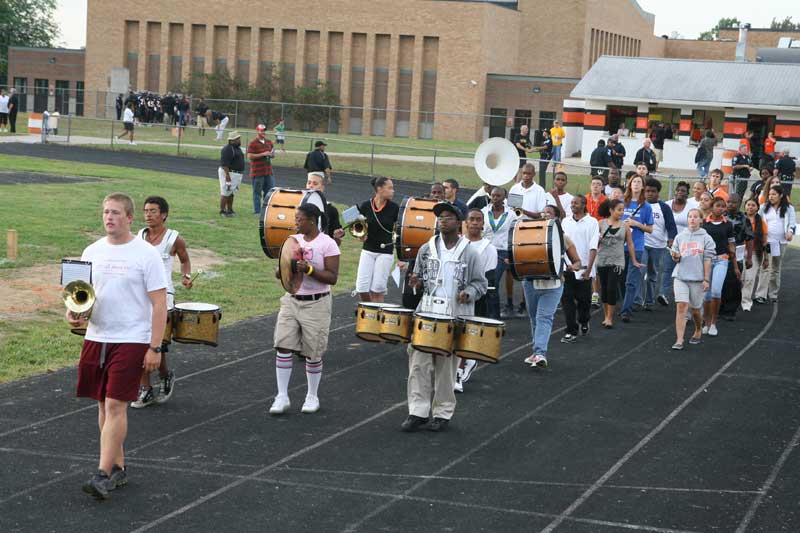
left=218, top=131, right=244, bottom=217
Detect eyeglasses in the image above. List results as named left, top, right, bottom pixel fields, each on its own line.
left=143, top=208, right=160, bottom=215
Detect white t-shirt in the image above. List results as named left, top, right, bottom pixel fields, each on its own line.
left=81, top=237, right=167, bottom=343
left=561, top=214, right=599, bottom=278
left=763, top=208, right=783, bottom=242
left=509, top=182, right=547, bottom=220
left=667, top=200, right=690, bottom=234
left=481, top=205, right=517, bottom=251
left=545, top=191, right=574, bottom=216
left=468, top=239, right=498, bottom=275
left=0, top=95, right=9, bottom=113
left=123, top=107, right=134, bottom=123
left=645, top=201, right=668, bottom=249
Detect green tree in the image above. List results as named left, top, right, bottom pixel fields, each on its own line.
left=0, top=0, right=59, bottom=85
left=698, top=17, right=741, bottom=40
left=770, top=16, right=800, bottom=31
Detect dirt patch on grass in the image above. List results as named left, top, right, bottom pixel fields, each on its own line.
left=0, top=248, right=226, bottom=321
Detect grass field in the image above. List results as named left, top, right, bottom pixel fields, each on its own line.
left=0, top=154, right=363, bottom=383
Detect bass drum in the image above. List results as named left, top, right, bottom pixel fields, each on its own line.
left=394, top=197, right=439, bottom=261
left=259, top=188, right=327, bottom=258
left=508, top=218, right=564, bottom=280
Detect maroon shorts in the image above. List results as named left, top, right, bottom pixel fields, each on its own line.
left=76, top=340, right=148, bottom=402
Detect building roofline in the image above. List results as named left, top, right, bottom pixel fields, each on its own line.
left=574, top=94, right=800, bottom=113
left=593, top=55, right=800, bottom=68
left=8, top=46, right=85, bottom=54
left=719, top=27, right=800, bottom=33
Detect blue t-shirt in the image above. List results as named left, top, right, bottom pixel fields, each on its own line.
left=622, top=200, right=654, bottom=252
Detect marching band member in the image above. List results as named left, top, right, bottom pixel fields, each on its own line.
left=356, top=177, right=399, bottom=303
left=270, top=204, right=340, bottom=415
left=455, top=208, right=497, bottom=393
left=68, top=193, right=167, bottom=499
left=481, top=186, right=517, bottom=320
left=132, top=196, right=193, bottom=408
left=402, top=202, right=487, bottom=432
left=306, top=172, right=344, bottom=246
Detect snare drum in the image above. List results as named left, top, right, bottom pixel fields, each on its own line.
left=173, top=302, right=222, bottom=347
left=454, top=316, right=505, bottom=363
left=356, top=302, right=400, bottom=342
left=394, top=197, right=439, bottom=261
left=379, top=307, right=415, bottom=343
left=259, top=188, right=327, bottom=258
left=508, top=218, right=564, bottom=280
left=411, top=312, right=455, bottom=356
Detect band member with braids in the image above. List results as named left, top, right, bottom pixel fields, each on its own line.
left=356, top=177, right=399, bottom=303
left=270, top=204, right=340, bottom=415
left=402, top=202, right=487, bottom=433
left=132, top=196, right=193, bottom=408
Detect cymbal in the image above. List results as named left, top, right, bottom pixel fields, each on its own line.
left=279, top=236, right=303, bottom=294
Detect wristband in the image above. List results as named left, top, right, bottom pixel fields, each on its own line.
left=703, top=279, right=709, bottom=282
left=306, top=265, right=314, bottom=276
left=183, top=273, right=191, bottom=280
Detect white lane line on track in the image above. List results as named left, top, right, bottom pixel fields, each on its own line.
left=734, top=421, right=800, bottom=532
left=540, top=303, right=780, bottom=533
left=0, top=320, right=356, bottom=439
left=127, top=337, right=545, bottom=533
left=0, top=446, right=762, bottom=497
left=341, top=323, right=673, bottom=533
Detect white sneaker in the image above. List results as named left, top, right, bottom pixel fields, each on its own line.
left=301, top=395, right=320, bottom=413
left=454, top=373, right=463, bottom=393
left=708, top=324, right=718, bottom=337
left=702, top=325, right=709, bottom=335
left=461, top=359, right=478, bottom=383
left=129, top=141, right=136, bottom=145
left=269, top=395, right=291, bottom=415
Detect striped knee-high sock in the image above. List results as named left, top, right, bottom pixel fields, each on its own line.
left=305, top=360, right=323, bottom=398
left=275, top=352, right=293, bottom=397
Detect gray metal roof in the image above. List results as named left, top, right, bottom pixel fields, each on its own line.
left=756, top=48, right=800, bottom=64
left=570, top=56, right=800, bottom=109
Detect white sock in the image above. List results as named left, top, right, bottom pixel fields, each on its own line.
left=305, top=360, right=323, bottom=398
left=275, top=352, right=293, bottom=397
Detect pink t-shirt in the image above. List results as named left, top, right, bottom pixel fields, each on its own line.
left=293, top=232, right=340, bottom=295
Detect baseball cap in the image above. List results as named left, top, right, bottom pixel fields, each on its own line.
left=256, top=124, right=267, bottom=131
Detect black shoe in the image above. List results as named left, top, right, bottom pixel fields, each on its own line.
left=428, top=418, right=450, bottom=432
left=754, top=297, right=767, bottom=304
left=720, top=314, right=736, bottom=322
left=400, top=415, right=429, bottom=432
left=219, top=210, right=227, bottom=216
left=82, top=470, right=114, bottom=500
left=109, top=465, right=127, bottom=488
left=657, top=294, right=669, bottom=306
left=580, top=324, right=590, bottom=336
left=621, top=313, right=631, bottom=323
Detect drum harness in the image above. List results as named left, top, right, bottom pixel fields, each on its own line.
left=421, top=235, right=469, bottom=317
left=138, top=228, right=180, bottom=298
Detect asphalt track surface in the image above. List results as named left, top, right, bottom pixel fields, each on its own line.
left=2, top=143, right=800, bottom=531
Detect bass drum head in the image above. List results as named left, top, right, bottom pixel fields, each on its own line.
left=301, top=190, right=327, bottom=231
left=176, top=302, right=220, bottom=312
left=548, top=219, right=564, bottom=277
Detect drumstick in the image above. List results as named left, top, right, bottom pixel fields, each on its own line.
left=188, top=269, right=204, bottom=284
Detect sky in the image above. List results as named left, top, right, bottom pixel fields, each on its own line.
left=52, top=0, right=797, bottom=48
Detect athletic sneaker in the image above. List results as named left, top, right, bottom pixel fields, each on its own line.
left=591, top=292, right=600, bottom=309
left=701, top=325, right=709, bottom=335
left=657, top=294, right=670, bottom=306
left=708, top=324, right=718, bottom=337
left=461, top=359, right=478, bottom=383
left=530, top=354, right=548, bottom=368
left=269, top=395, right=291, bottom=415
left=454, top=372, right=463, bottom=393
left=82, top=470, right=115, bottom=500
left=500, top=304, right=515, bottom=319
left=110, top=465, right=127, bottom=488
left=515, top=304, right=527, bottom=318
left=131, top=386, right=156, bottom=409
left=561, top=333, right=577, bottom=343
left=301, top=395, right=320, bottom=413
left=580, top=324, right=590, bottom=336
left=156, top=370, right=175, bottom=404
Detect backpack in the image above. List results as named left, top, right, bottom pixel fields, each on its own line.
left=694, top=145, right=706, bottom=163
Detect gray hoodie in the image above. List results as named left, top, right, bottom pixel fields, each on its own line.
left=671, top=227, right=716, bottom=282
